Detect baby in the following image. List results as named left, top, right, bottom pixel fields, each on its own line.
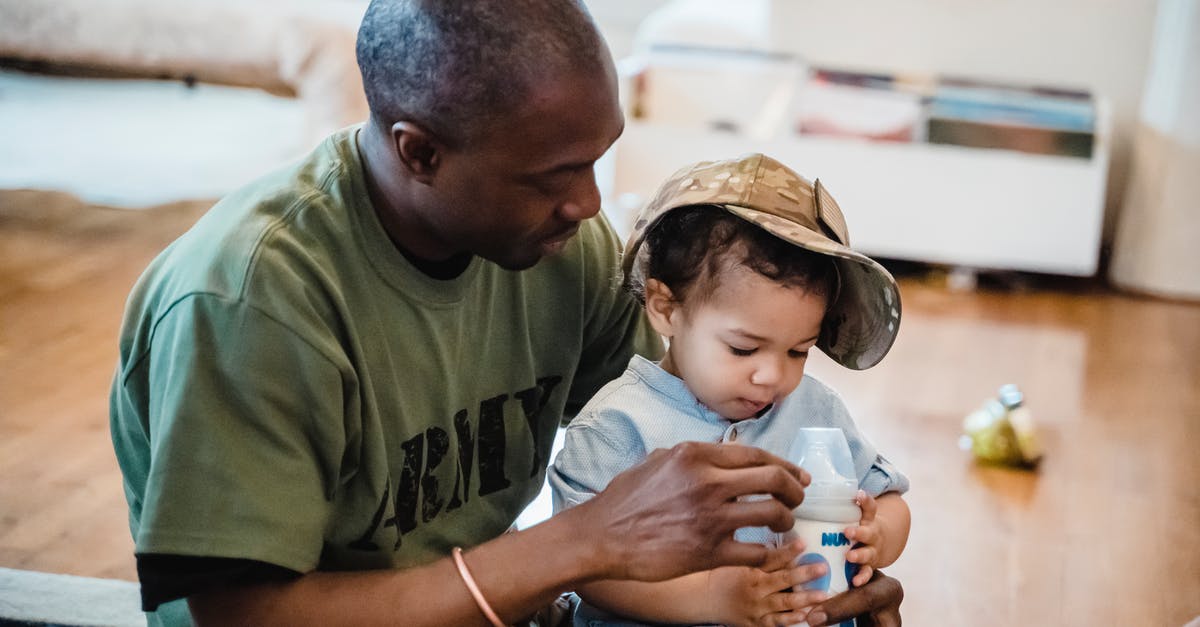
left=549, top=154, right=911, bottom=626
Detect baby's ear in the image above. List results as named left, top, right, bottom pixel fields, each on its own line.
left=643, top=279, right=678, bottom=337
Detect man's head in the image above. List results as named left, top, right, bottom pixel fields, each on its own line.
left=357, top=0, right=609, bottom=147
left=355, top=0, right=621, bottom=271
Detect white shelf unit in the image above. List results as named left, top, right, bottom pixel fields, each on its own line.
left=603, top=110, right=1110, bottom=276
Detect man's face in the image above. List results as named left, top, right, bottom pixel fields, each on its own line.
left=661, top=268, right=827, bottom=422
left=427, top=66, right=624, bottom=270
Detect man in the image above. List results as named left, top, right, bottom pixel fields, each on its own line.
left=110, top=1, right=903, bottom=625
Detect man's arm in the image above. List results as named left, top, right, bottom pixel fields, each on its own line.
left=189, top=442, right=810, bottom=626
left=189, top=503, right=599, bottom=627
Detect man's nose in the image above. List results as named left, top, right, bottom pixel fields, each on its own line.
left=558, top=168, right=601, bottom=222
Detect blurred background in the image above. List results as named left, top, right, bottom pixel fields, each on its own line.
left=1, top=0, right=1197, bottom=625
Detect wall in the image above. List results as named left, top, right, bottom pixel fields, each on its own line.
left=1110, top=0, right=1200, bottom=299
left=585, top=0, right=1159, bottom=253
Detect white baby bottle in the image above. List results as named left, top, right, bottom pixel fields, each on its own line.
left=780, top=427, right=861, bottom=627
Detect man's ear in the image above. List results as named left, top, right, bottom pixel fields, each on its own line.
left=644, top=278, right=680, bottom=338
left=391, top=121, right=441, bottom=183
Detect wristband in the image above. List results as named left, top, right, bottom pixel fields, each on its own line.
left=451, top=547, right=506, bottom=627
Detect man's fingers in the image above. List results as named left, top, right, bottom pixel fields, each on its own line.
left=856, top=601, right=902, bottom=627
left=714, top=466, right=809, bottom=510
left=708, top=537, right=773, bottom=569
left=807, top=570, right=903, bottom=627
left=718, top=497, right=797, bottom=534
left=871, top=606, right=903, bottom=627
left=698, top=442, right=810, bottom=486
left=702, top=441, right=798, bottom=470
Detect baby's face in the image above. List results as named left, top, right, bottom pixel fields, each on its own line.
left=660, top=268, right=827, bottom=421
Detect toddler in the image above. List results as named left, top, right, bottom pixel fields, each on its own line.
left=549, top=153, right=911, bottom=627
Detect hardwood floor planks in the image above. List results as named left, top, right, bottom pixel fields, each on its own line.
left=2, top=190, right=1198, bottom=624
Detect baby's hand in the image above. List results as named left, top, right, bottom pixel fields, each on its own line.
left=844, top=490, right=883, bottom=588
left=706, top=539, right=829, bottom=627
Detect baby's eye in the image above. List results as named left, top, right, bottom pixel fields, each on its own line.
left=729, top=346, right=756, bottom=357
left=788, top=349, right=810, bottom=359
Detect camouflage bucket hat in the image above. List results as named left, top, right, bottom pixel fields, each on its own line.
left=622, top=153, right=901, bottom=370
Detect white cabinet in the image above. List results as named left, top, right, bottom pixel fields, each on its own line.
left=603, top=107, right=1110, bottom=276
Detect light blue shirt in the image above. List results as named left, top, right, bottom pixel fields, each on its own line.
left=550, top=355, right=910, bottom=547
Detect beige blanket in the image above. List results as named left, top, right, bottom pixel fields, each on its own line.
left=0, top=0, right=369, bottom=138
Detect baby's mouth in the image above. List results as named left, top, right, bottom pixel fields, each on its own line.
left=739, top=397, right=772, bottom=415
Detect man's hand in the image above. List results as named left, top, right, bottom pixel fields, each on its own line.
left=803, top=570, right=903, bottom=627
left=577, top=441, right=810, bottom=582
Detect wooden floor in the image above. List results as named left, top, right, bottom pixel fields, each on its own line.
left=2, top=190, right=1198, bottom=625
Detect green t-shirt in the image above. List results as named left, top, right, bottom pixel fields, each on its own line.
left=109, top=127, right=663, bottom=625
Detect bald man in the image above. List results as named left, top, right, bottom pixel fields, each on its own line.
left=110, top=2, right=903, bottom=625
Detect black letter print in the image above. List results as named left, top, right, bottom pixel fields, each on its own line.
left=477, top=393, right=511, bottom=496
left=421, top=426, right=449, bottom=523
left=386, top=432, right=424, bottom=540
left=513, top=376, right=564, bottom=477
left=446, top=409, right=474, bottom=512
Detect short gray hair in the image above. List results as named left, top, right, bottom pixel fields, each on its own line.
left=356, top=0, right=609, bottom=146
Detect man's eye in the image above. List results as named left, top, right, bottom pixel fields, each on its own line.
left=533, top=169, right=583, bottom=194
left=533, top=177, right=569, bottom=193
left=729, top=346, right=756, bottom=356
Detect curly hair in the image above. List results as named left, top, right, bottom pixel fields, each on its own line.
left=635, top=205, right=837, bottom=309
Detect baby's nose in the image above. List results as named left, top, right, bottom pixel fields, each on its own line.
left=750, top=361, right=781, bottom=386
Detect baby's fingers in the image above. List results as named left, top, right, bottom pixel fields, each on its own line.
left=770, top=587, right=830, bottom=614
left=851, top=564, right=874, bottom=588
left=855, top=490, right=877, bottom=523
left=783, top=557, right=830, bottom=591
left=762, top=538, right=806, bottom=573
left=844, top=523, right=878, bottom=546
left=846, top=544, right=877, bottom=566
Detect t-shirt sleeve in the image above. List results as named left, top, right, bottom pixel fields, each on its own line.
left=564, top=217, right=664, bottom=418
left=822, top=390, right=911, bottom=498
left=114, top=293, right=351, bottom=574
left=136, top=554, right=301, bottom=611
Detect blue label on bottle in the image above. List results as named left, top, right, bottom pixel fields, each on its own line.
left=821, top=532, right=851, bottom=547
left=796, top=553, right=831, bottom=592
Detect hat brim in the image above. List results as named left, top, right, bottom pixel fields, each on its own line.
left=721, top=205, right=901, bottom=370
